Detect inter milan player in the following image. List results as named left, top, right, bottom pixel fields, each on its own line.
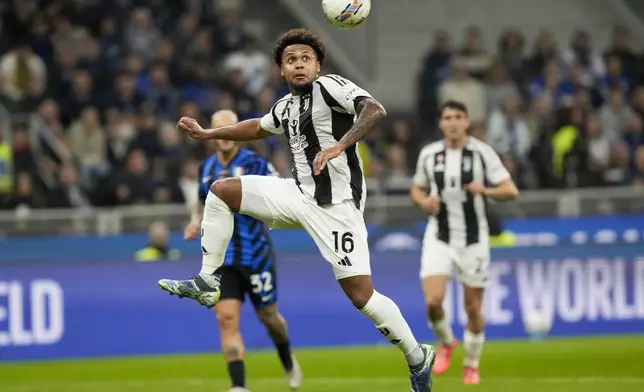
left=159, top=29, right=436, bottom=392
left=411, top=100, right=519, bottom=384
left=183, top=110, right=302, bottom=392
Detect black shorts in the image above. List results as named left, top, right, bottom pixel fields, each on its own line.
left=219, top=264, right=278, bottom=309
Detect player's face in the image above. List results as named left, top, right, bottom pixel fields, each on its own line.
left=439, top=108, right=470, bottom=140
left=281, top=44, right=320, bottom=89
left=214, top=139, right=236, bottom=153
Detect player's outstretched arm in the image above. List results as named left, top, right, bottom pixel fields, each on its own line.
left=178, top=117, right=274, bottom=141
left=336, top=97, right=387, bottom=150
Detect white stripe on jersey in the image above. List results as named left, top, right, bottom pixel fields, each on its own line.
left=413, top=137, right=511, bottom=247
left=260, top=74, right=370, bottom=211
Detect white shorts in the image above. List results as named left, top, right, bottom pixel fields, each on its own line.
left=420, top=231, right=490, bottom=288
left=239, top=175, right=371, bottom=280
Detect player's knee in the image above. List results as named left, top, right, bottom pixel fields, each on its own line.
left=210, top=178, right=241, bottom=210
left=216, top=309, right=239, bottom=332
left=257, top=308, right=282, bottom=327
left=425, top=294, right=445, bottom=313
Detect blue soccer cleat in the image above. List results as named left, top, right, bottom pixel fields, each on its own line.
left=158, top=275, right=221, bottom=308
left=409, top=344, right=437, bottom=392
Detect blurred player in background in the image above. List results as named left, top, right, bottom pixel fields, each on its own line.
left=161, top=29, right=437, bottom=392
left=410, top=101, right=519, bottom=384
left=183, top=110, right=302, bottom=392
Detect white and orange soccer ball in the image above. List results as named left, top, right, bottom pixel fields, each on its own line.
left=322, top=0, right=371, bottom=29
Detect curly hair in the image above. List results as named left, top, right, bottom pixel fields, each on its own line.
left=273, top=28, right=325, bottom=66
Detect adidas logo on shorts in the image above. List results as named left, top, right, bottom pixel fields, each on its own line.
left=338, top=256, right=352, bottom=267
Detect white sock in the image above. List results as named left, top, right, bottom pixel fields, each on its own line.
left=463, top=329, right=485, bottom=368
left=198, top=191, right=234, bottom=281
left=429, top=317, right=454, bottom=346
left=360, top=290, right=424, bottom=367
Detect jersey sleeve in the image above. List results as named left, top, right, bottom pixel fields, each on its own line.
left=260, top=99, right=287, bottom=134
left=479, top=145, right=511, bottom=185
left=317, top=74, right=374, bottom=115
left=412, top=149, right=431, bottom=189
left=197, top=162, right=208, bottom=202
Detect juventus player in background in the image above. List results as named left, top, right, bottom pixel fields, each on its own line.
left=159, top=29, right=437, bottom=392
left=411, top=101, right=518, bottom=385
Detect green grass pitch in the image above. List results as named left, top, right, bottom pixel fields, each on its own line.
left=1, top=335, right=643, bottom=392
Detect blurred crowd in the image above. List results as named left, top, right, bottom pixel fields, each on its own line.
left=1, top=0, right=644, bottom=216
left=0, top=0, right=295, bottom=212
left=415, top=25, right=644, bottom=190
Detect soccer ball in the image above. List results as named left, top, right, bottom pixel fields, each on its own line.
left=322, top=0, right=371, bottom=29
left=522, top=310, right=553, bottom=340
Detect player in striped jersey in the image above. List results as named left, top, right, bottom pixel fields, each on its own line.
left=183, top=110, right=302, bottom=392
left=411, top=100, right=519, bottom=384
left=160, top=29, right=436, bottom=392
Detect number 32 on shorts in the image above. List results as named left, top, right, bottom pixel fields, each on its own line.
left=250, top=271, right=273, bottom=294
left=332, top=231, right=354, bottom=253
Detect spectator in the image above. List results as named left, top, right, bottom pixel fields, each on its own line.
left=526, top=30, right=560, bottom=80
left=562, top=30, right=605, bottom=84
left=51, top=16, right=88, bottom=58
left=439, top=57, right=486, bottom=122
left=598, top=55, right=630, bottom=101
left=143, top=63, right=178, bottom=119
left=109, top=149, right=153, bottom=205
left=123, top=7, right=160, bottom=64
left=67, top=106, right=107, bottom=187
left=498, top=28, right=526, bottom=85
left=631, top=146, right=644, bottom=186
left=417, top=31, right=452, bottom=125
left=47, top=164, right=91, bottom=209
left=484, top=59, right=520, bottom=112
left=224, top=36, right=271, bottom=96
left=529, top=60, right=565, bottom=107
left=603, top=25, right=638, bottom=84
left=383, top=144, right=412, bottom=195
left=598, top=86, right=634, bottom=142
left=486, top=97, right=531, bottom=162
left=526, top=95, right=555, bottom=145
left=59, top=69, right=99, bottom=125
left=458, top=26, right=491, bottom=79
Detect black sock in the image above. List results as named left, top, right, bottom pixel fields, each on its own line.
left=227, top=360, right=245, bottom=387
left=274, top=340, right=293, bottom=371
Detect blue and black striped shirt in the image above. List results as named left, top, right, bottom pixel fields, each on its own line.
left=198, top=149, right=277, bottom=270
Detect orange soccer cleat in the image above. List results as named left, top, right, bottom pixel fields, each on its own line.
left=463, top=366, right=480, bottom=385
left=432, top=339, right=457, bottom=375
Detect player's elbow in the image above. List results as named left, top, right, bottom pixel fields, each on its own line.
left=505, top=183, right=519, bottom=200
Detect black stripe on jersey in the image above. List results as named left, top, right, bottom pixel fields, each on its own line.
left=232, top=217, right=242, bottom=266
left=434, top=151, right=449, bottom=243
left=299, top=92, right=333, bottom=205
left=281, top=99, right=301, bottom=187
left=270, top=96, right=290, bottom=128
left=325, top=75, right=348, bottom=86
left=461, top=148, right=479, bottom=245
left=318, top=83, right=363, bottom=209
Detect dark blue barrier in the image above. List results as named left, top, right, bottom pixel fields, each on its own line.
left=1, top=245, right=643, bottom=361
left=2, top=214, right=644, bottom=262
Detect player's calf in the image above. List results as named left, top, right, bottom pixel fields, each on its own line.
left=216, top=300, right=248, bottom=390
left=463, top=286, right=485, bottom=379
left=256, top=306, right=302, bottom=390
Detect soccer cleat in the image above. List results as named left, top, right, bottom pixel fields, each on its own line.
left=226, top=388, right=251, bottom=392
left=285, top=355, right=303, bottom=390
left=433, top=339, right=457, bottom=375
left=463, top=367, right=480, bottom=385
left=409, top=344, right=436, bottom=392
left=158, top=275, right=221, bottom=308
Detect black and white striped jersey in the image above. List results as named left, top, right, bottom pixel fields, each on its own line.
left=413, top=137, right=510, bottom=247
left=260, top=74, right=369, bottom=211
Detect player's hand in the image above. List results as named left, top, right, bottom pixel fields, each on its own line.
left=421, top=195, right=441, bottom=215
left=184, top=221, right=200, bottom=241
left=465, top=181, right=487, bottom=195
left=313, top=144, right=345, bottom=175
left=178, top=117, right=208, bottom=140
